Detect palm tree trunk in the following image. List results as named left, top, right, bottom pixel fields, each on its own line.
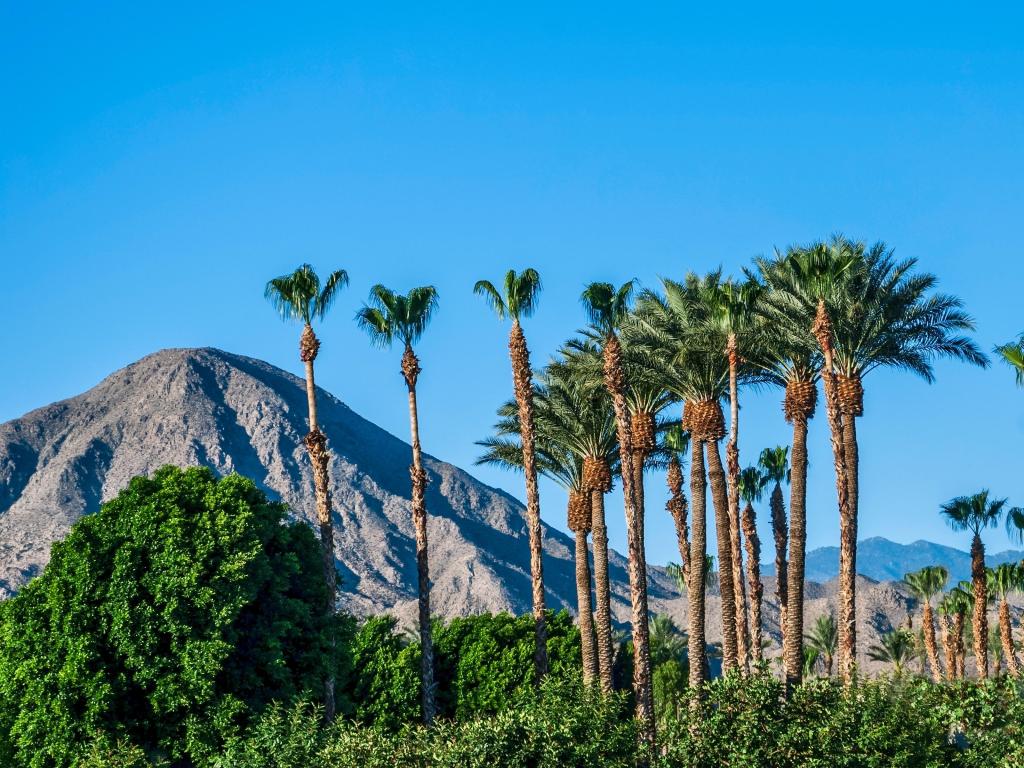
left=725, top=336, right=750, bottom=673
left=999, top=598, right=1019, bottom=677
left=783, top=379, right=814, bottom=690
left=954, top=612, right=967, bottom=679
left=403, top=345, right=436, bottom=724
left=666, top=456, right=689, bottom=580
left=707, top=440, right=739, bottom=673
left=299, top=324, right=337, bottom=721
left=922, top=602, right=942, bottom=682
left=741, top=501, right=764, bottom=664
left=688, top=438, right=708, bottom=696
left=590, top=488, right=615, bottom=693
left=971, top=533, right=989, bottom=679
left=771, top=481, right=789, bottom=660
left=602, top=334, right=654, bottom=749
left=941, top=615, right=956, bottom=681
left=575, top=528, right=598, bottom=685
left=813, top=300, right=855, bottom=681
left=509, top=321, right=547, bottom=680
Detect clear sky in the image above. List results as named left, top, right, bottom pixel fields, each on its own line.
left=2, top=3, right=1023, bottom=564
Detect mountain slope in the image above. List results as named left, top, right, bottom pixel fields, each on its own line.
left=0, top=348, right=674, bottom=624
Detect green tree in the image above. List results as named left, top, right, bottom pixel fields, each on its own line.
left=988, top=563, right=1023, bottom=677
left=581, top=280, right=655, bottom=748
left=903, top=565, right=949, bottom=682
left=265, top=263, right=349, bottom=717
left=940, top=491, right=1012, bottom=679
left=356, top=284, right=440, bottom=724
left=474, top=269, right=548, bottom=680
left=758, top=446, right=791, bottom=670
left=994, top=333, right=1024, bottom=386
left=0, top=466, right=341, bottom=767
left=737, top=465, right=767, bottom=663
left=867, top=629, right=919, bottom=675
left=804, top=613, right=838, bottom=677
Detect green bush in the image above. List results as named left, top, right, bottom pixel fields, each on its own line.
left=0, top=466, right=344, bottom=767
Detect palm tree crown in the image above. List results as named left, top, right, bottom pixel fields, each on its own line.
left=265, top=264, right=349, bottom=325
left=940, top=490, right=1008, bottom=537
left=995, top=334, right=1024, bottom=387
left=356, top=285, right=439, bottom=348
left=474, top=268, right=542, bottom=322
left=581, top=280, right=636, bottom=337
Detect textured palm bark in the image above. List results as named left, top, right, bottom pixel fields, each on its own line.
left=922, top=602, right=942, bottom=683
left=574, top=528, right=598, bottom=685
left=953, top=611, right=967, bottom=679
left=725, top=336, right=750, bottom=673
left=601, top=335, right=654, bottom=749
left=590, top=488, right=615, bottom=693
left=740, top=501, right=764, bottom=663
left=970, top=534, right=988, bottom=679
left=509, top=321, right=548, bottom=680
left=666, top=456, right=689, bottom=581
left=707, top=440, right=739, bottom=673
left=770, top=482, right=789, bottom=646
left=403, top=345, right=436, bottom=724
left=941, top=616, right=956, bottom=681
left=813, top=300, right=854, bottom=680
left=999, top=599, right=1019, bottom=677
left=687, top=438, right=708, bottom=697
left=784, top=414, right=810, bottom=690
left=299, top=324, right=337, bottom=720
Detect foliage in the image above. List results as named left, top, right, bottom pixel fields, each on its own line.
left=356, top=284, right=439, bottom=348
left=264, top=264, right=348, bottom=325
left=0, top=466, right=343, bottom=767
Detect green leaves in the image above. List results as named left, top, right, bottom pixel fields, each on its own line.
left=265, top=265, right=349, bottom=325
left=474, top=268, right=542, bottom=322
left=356, top=284, right=439, bottom=348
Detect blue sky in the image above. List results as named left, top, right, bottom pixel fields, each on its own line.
left=2, top=3, right=1023, bottom=564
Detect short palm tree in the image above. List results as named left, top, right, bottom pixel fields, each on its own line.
left=940, top=491, right=1009, bottom=680
left=802, top=646, right=822, bottom=678
left=475, top=269, right=548, bottom=680
left=758, top=446, right=791, bottom=665
left=580, top=280, right=654, bottom=746
left=903, top=565, right=949, bottom=682
left=988, top=563, right=1023, bottom=677
left=738, top=465, right=767, bottom=663
left=265, top=263, right=348, bottom=719
left=868, top=628, right=918, bottom=675
left=804, top=613, right=838, bottom=677
left=356, top=284, right=440, bottom=724
left=995, top=334, right=1024, bottom=386
left=945, top=585, right=974, bottom=679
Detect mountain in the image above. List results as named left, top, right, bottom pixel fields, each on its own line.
left=0, top=347, right=680, bottom=626
left=763, top=536, right=1024, bottom=584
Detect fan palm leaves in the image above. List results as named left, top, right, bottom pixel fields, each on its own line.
left=995, top=334, right=1024, bottom=387
left=868, top=628, right=918, bottom=675
left=903, top=565, right=949, bottom=681
left=356, top=284, right=440, bottom=723
left=804, top=613, right=838, bottom=677
left=940, top=490, right=1011, bottom=680
left=264, top=263, right=348, bottom=719
left=475, top=269, right=548, bottom=680
left=988, top=563, right=1023, bottom=677
left=580, top=280, right=655, bottom=746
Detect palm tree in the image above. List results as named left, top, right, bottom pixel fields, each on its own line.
left=802, top=646, right=822, bottom=677
left=758, top=446, right=790, bottom=655
left=1007, top=507, right=1024, bottom=547
left=580, top=281, right=654, bottom=747
left=937, top=593, right=959, bottom=681
left=868, top=628, right=918, bottom=675
left=629, top=278, right=738, bottom=681
left=662, top=426, right=691, bottom=582
left=477, top=396, right=598, bottom=685
left=995, top=334, right=1024, bottom=386
left=945, top=585, right=974, bottom=679
left=940, top=491, right=1009, bottom=680
left=356, top=284, right=440, bottom=724
left=738, top=465, right=767, bottom=664
left=805, top=613, right=838, bottom=677
left=750, top=255, right=823, bottom=689
left=701, top=276, right=763, bottom=673
left=264, top=263, right=348, bottom=719
left=903, top=565, right=949, bottom=682
left=475, top=269, right=548, bottom=679
left=989, top=563, right=1022, bottom=677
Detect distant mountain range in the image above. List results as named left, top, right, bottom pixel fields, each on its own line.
left=762, top=536, right=1024, bottom=585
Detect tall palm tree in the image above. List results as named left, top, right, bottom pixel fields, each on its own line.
left=356, top=284, right=440, bottom=724
left=663, top=426, right=691, bottom=582
left=758, top=446, right=790, bottom=653
left=476, top=396, right=599, bottom=684
left=264, top=263, right=348, bottom=719
left=804, top=612, right=838, bottom=677
left=474, top=269, right=548, bottom=679
left=903, top=565, right=949, bottom=682
left=989, top=563, right=1022, bottom=677
left=868, top=629, right=918, bottom=675
left=750, top=255, right=822, bottom=688
left=629, top=278, right=738, bottom=680
left=580, top=281, right=654, bottom=747
left=738, top=465, right=766, bottom=664
left=700, top=276, right=763, bottom=673
left=940, top=491, right=1009, bottom=680
left=995, top=334, right=1024, bottom=386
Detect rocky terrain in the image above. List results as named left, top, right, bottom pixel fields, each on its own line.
left=0, top=347, right=1016, bottom=672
